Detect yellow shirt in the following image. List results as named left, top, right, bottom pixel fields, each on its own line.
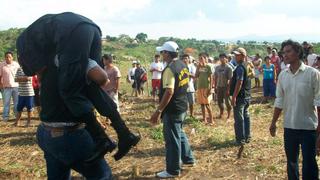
left=162, top=68, right=175, bottom=89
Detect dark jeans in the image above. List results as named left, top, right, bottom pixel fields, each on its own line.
left=233, top=98, right=250, bottom=144
left=162, top=112, right=195, bottom=175
left=284, top=128, right=318, bottom=180
left=37, top=124, right=112, bottom=180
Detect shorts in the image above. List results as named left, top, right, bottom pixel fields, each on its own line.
left=152, top=79, right=161, bottom=90
left=197, top=88, right=212, bottom=105
left=17, top=96, right=34, bottom=112
left=263, top=79, right=276, bottom=97
left=187, top=92, right=195, bottom=105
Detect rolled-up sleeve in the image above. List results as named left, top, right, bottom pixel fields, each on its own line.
left=274, top=75, right=284, bottom=109
left=313, top=70, right=320, bottom=106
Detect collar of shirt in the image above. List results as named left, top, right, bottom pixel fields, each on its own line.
left=286, top=61, right=306, bottom=75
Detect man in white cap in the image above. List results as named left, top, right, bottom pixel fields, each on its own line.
left=230, top=47, right=252, bottom=149
left=150, top=41, right=195, bottom=178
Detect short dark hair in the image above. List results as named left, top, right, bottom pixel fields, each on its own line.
left=198, top=52, right=209, bottom=58
left=102, top=54, right=114, bottom=61
left=155, top=54, right=160, bottom=58
left=181, top=54, right=190, bottom=59
left=264, top=56, right=271, bottom=61
left=281, top=39, right=303, bottom=59
left=219, top=53, right=227, bottom=58
left=5, top=51, right=13, bottom=56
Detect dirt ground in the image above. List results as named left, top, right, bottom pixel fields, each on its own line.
left=0, top=87, right=314, bottom=179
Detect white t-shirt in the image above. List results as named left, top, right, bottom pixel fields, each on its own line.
left=187, top=63, right=196, bottom=92
left=128, top=67, right=136, bottom=82
left=150, top=61, right=163, bottom=80
left=307, top=53, right=318, bottom=66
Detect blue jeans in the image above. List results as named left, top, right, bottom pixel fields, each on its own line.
left=162, top=112, right=195, bottom=175
left=233, top=98, right=250, bottom=144
left=37, top=124, right=112, bottom=180
left=2, top=87, right=18, bottom=120
left=284, top=128, right=318, bottom=180
left=263, top=79, right=276, bottom=97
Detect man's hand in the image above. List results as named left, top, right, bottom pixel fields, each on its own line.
left=269, top=122, right=277, bottom=137
left=150, top=111, right=161, bottom=125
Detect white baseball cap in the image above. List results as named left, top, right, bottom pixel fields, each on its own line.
left=156, top=41, right=179, bottom=53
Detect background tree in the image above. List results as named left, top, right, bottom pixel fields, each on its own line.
left=135, top=32, right=148, bottom=43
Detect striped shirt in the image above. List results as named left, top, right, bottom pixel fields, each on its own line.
left=15, top=68, right=34, bottom=96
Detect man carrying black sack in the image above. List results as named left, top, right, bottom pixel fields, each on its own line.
left=17, top=12, right=140, bottom=179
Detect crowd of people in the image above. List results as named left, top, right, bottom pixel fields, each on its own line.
left=0, top=12, right=319, bottom=180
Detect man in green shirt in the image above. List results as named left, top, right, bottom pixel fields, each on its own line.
left=196, top=52, right=213, bottom=125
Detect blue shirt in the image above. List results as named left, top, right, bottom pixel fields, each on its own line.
left=262, top=64, right=275, bottom=80
left=235, top=65, right=245, bottom=81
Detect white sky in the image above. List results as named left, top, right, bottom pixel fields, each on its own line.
left=1, top=0, right=320, bottom=41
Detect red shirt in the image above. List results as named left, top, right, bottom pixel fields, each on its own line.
left=32, top=75, right=40, bottom=89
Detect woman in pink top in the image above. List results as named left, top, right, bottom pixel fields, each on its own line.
left=270, top=49, right=281, bottom=78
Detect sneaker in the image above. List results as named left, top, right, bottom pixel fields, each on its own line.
left=156, top=170, right=179, bottom=178
left=113, top=132, right=140, bottom=161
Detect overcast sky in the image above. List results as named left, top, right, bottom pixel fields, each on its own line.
left=1, top=0, right=320, bottom=41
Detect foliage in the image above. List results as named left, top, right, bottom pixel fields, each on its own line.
left=0, top=29, right=319, bottom=62
left=135, top=32, right=148, bottom=43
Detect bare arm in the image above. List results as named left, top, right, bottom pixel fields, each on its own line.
left=15, top=76, right=31, bottom=82
left=115, top=77, right=120, bottom=92
left=269, top=107, right=282, bottom=137
left=231, top=80, right=243, bottom=106
left=150, top=88, right=174, bottom=124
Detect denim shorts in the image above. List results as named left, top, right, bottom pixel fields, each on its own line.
left=17, top=96, right=34, bottom=112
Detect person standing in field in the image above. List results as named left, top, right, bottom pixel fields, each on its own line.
left=0, top=51, right=20, bottom=122
left=134, top=61, right=147, bottom=96
left=269, top=39, right=320, bottom=180
left=214, top=53, right=233, bottom=119
left=182, top=54, right=196, bottom=117
left=230, top=47, right=251, bottom=146
left=13, top=67, right=34, bottom=127
left=253, top=54, right=262, bottom=88
left=150, top=54, right=163, bottom=102
left=150, top=41, right=195, bottom=178
left=262, top=56, right=277, bottom=102
left=102, top=54, right=121, bottom=111
left=270, top=49, right=281, bottom=78
left=127, top=61, right=137, bottom=96
left=196, top=52, right=214, bottom=125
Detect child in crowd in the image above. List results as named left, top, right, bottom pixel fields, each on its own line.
left=253, top=54, right=262, bottom=88
left=262, top=56, right=277, bottom=102
left=13, top=67, right=35, bottom=127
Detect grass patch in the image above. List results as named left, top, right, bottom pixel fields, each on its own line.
left=269, top=137, right=282, bottom=146
left=207, top=128, right=235, bottom=149
left=150, top=125, right=164, bottom=141
left=254, top=164, right=266, bottom=172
